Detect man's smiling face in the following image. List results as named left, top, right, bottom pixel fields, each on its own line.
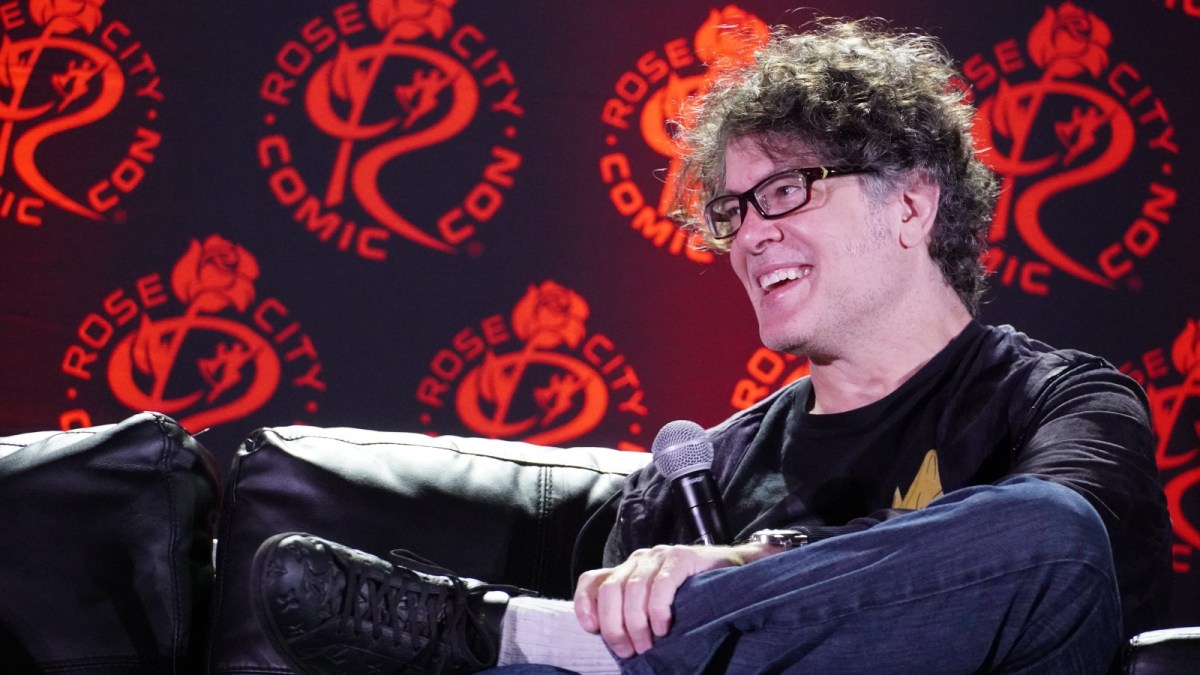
left=724, top=135, right=905, bottom=362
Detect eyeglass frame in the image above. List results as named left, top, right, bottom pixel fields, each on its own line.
left=702, top=166, right=875, bottom=241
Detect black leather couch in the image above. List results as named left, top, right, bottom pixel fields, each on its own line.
left=1, top=413, right=1196, bottom=673
left=0, top=412, right=218, bottom=672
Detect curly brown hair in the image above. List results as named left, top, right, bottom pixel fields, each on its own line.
left=672, top=19, right=998, bottom=312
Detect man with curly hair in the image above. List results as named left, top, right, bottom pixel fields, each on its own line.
left=253, top=19, right=1170, bottom=674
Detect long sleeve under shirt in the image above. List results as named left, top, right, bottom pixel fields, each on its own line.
left=602, top=321, right=1171, bottom=637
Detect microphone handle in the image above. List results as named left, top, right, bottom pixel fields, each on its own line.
left=675, top=470, right=731, bottom=546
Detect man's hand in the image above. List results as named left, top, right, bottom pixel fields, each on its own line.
left=572, top=544, right=748, bottom=658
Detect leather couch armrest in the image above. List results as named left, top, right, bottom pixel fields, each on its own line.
left=0, top=412, right=218, bottom=672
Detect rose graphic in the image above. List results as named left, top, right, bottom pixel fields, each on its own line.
left=369, top=0, right=455, bottom=41
left=111, top=236, right=279, bottom=424
left=1173, top=319, right=1200, bottom=377
left=512, top=281, right=589, bottom=351
left=170, top=235, right=260, bottom=315
left=0, top=0, right=105, bottom=175
left=1028, top=1, right=1111, bottom=79
left=694, top=5, right=770, bottom=73
left=133, top=234, right=260, bottom=396
left=30, top=0, right=104, bottom=36
left=643, top=6, right=768, bottom=218
left=466, top=283, right=600, bottom=440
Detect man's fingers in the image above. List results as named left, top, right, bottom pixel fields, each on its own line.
left=572, top=568, right=607, bottom=634
left=620, top=567, right=657, bottom=654
left=596, top=565, right=637, bottom=658
left=571, top=544, right=744, bottom=658
left=619, top=546, right=685, bottom=653
left=646, top=557, right=686, bottom=637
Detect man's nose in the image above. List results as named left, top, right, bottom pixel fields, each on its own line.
left=735, top=207, right=783, bottom=251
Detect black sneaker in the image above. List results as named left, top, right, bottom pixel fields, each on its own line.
left=251, top=532, right=519, bottom=675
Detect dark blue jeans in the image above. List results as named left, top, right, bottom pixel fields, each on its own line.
left=497, top=476, right=1121, bottom=674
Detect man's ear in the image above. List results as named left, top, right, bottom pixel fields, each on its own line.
left=896, top=176, right=940, bottom=249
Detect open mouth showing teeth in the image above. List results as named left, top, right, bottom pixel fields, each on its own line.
left=758, top=267, right=811, bottom=291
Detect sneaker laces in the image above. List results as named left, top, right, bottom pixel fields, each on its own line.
left=388, top=548, right=538, bottom=602
left=387, top=548, right=535, bottom=598
left=330, top=546, right=531, bottom=672
left=391, top=549, right=537, bottom=670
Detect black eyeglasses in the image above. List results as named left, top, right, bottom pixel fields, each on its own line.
left=703, top=166, right=874, bottom=240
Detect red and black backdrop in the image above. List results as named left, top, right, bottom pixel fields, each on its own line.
left=1, top=0, right=1197, bottom=626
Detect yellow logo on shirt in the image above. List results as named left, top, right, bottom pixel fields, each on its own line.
left=893, top=449, right=943, bottom=510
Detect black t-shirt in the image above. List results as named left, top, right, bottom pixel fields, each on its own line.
left=603, top=322, right=1171, bottom=636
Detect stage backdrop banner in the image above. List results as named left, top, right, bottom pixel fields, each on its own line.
left=0, top=0, right=1197, bottom=628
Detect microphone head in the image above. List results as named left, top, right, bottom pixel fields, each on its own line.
left=652, top=420, right=714, bottom=479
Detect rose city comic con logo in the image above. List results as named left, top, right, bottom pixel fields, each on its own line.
left=598, top=5, right=768, bottom=265
left=1120, top=319, right=1200, bottom=576
left=416, top=281, right=650, bottom=451
left=966, top=1, right=1180, bottom=296
left=0, top=0, right=161, bottom=228
left=58, top=235, right=326, bottom=435
left=258, top=0, right=522, bottom=261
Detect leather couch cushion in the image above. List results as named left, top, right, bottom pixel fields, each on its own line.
left=0, top=412, right=218, bottom=673
left=206, top=425, right=648, bottom=673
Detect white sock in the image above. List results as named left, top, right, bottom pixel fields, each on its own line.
left=496, top=595, right=620, bottom=674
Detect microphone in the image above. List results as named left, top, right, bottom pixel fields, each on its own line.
left=651, top=420, right=731, bottom=546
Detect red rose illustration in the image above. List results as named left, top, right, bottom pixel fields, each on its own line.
left=694, top=5, right=769, bottom=73
left=30, top=0, right=103, bottom=35
left=369, top=0, right=454, bottom=41
left=170, top=235, right=260, bottom=314
left=512, top=281, right=589, bottom=351
left=1173, top=319, right=1200, bottom=377
left=1028, top=2, right=1111, bottom=79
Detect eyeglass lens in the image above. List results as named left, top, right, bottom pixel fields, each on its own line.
left=707, top=171, right=810, bottom=238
